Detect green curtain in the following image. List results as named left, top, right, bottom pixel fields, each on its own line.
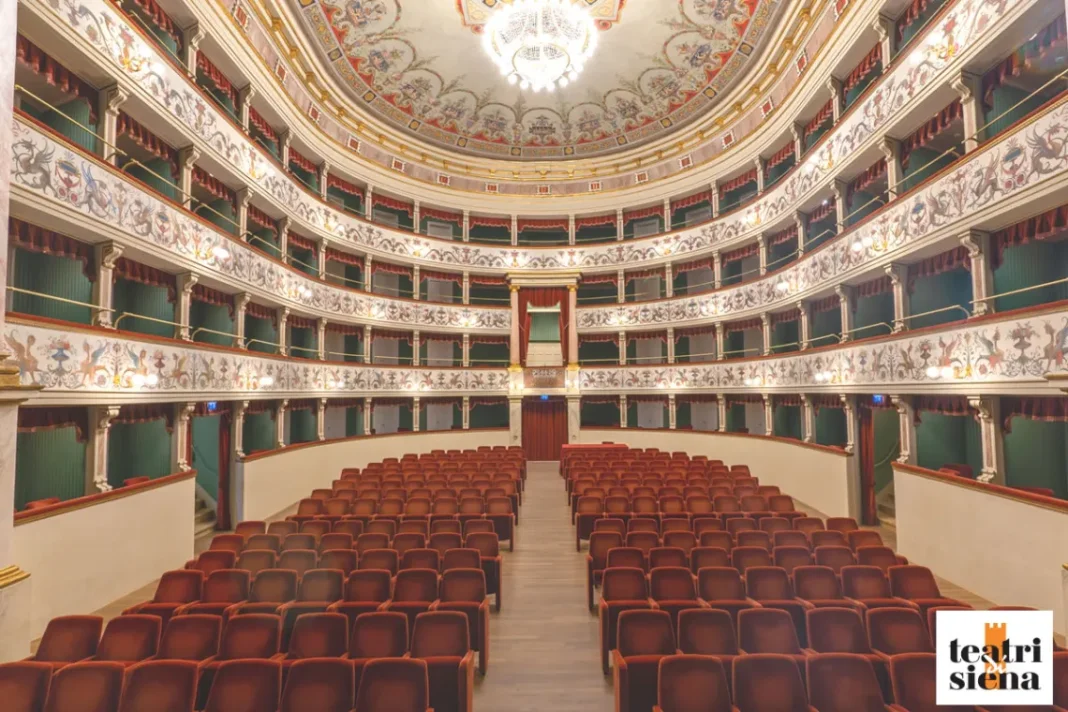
left=811, top=308, right=842, bottom=345
left=342, top=334, right=364, bottom=363
left=902, top=147, right=956, bottom=193
left=15, top=426, right=87, bottom=508
left=125, top=2, right=180, bottom=59
left=725, top=404, right=746, bottom=433
left=676, top=402, right=692, bottom=429
left=671, top=203, right=712, bottom=230
left=724, top=331, right=745, bottom=359
left=854, top=292, right=894, bottom=338
left=201, top=85, right=237, bottom=121
left=815, top=408, right=847, bottom=447
left=126, top=157, right=179, bottom=202
left=113, top=279, right=176, bottom=337
left=873, top=409, right=900, bottom=492
left=288, top=409, right=317, bottom=444
left=898, top=0, right=945, bottom=48
left=11, top=249, right=93, bottom=324
left=196, top=199, right=237, bottom=236
left=720, top=184, right=757, bottom=213
left=908, top=269, right=971, bottom=329
left=29, top=98, right=96, bottom=154
left=328, top=187, right=363, bottom=216
left=773, top=406, right=802, bottom=439
left=623, top=216, right=664, bottom=239
left=844, top=65, right=881, bottom=108
left=805, top=122, right=830, bottom=152
left=251, top=128, right=279, bottom=159
left=244, top=412, right=276, bottom=453
left=993, top=240, right=1068, bottom=311
left=806, top=216, right=837, bottom=251
left=580, top=403, right=619, bottom=427
left=768, top=238, right=798, bottom=272
left=191, top=415, right=221, bottom=500
left=398, top=406, right=413, bottom=432
left=518, top=230, right=568, bottom=246
left=471, top=403, right=508, bottom=429
left=288, top=246, right=318, bottom=277
left=766, top=157, right=796, bottom=187
left=983, top=84, right=1041, bottom=145
left=469, top=284, right=509, bottom=305
left=345, top=407, right=365, bottom=437
left=579, top=341, right=618, bottom=365
left=191, top=301, right=234, bottom=346
left=289, top=164, right=318, bottom=192
left=577, top=283, right=617, bottom=304
left=771, top=321, right=799, bottom=353
left=107, top=419, right=172, bottom=487
left=722, top=260, right=743, bottom=287
left=530, top=312, right=561, bottom=342
left=675, top=336, right=690, bottom=362
left=916, top=412, right=983, bottom=475
left=469, top=225, right=511, bottom=244
left=250, top=227, right=282, bottom=258
left=419, top=341, right=461, bottom=366
left=1003, top=419, right=1068, bottom=498
left=470, top=342, right=508, bottom=366
left=290, top=326, right=317, bottom=359
left=575, top=225, right=617, bottom=243
left=246, top=315, right=278, bottom=354
left=419, top=280, right=462, bottom=302
left=847, top=190, right=883, bottom=227
left=374, top=206, right=414, bottom=231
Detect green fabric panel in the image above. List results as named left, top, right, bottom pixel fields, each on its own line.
left=37, top=99, right=96, bottom=153
left=902, top=147, right=956, bottom=193
left=251, top=128, right=279, bottom=159
left=724, top=331, right=745, bottom=358
left=624, top=216, right=664, bottom=239
left=191, top=301, right=234, bottom=346
left=468, top=284, right=509, bottom=305
left=419, top=342, right=461, bottom=365
left=290, top=164, right=319, bottom=192
left=815, top=408, right=847, bottom=447
left=577, top=283, right=617, bottom=304
left=575, top=225, right=617, bottom=243
left=676, top=402, right=692, bottom=429
left=471, top=403, right=509, bottom=429
left=518, top=230, right=568, bottom=246
left=328, top=187, right=364, bottom=216
left=844, top=66, right=881, bottom=108
left=373, top=206, right=414, bottom=231
left=399, top=406, right=413, bottom=432
left=114, top=279, right=176, bottom=338
left=244, top=412, right=276, bottom=453
left=246, top=316, right=278, bottom=354
left=908, top=269, right=971, bottom=329
left=873, top=409, right=899, bottom=491
left=530, top=312, right=561, bottom=342
left=773, top=406, right=802, bottom=439
left=720, top=184, right=757, bottom=213
left=916, top=412, right=982, bottom=474
left=289, top=246, right=318, bottom=277
left=579, top=341, right=618, bottom=365
left=15, top=426, right=87, bottom=508
left=191, top=415, right=221, bottom=500
left=854, top=292, right=894, bottom=338
left=250, top=227, right=282, bottom=258
left=1004, top=419, right=1068, bottom=498
left=768, top=238, right=798, bottom=271
left=469, top=225, right=511, bottom=244
left=722, top=259, right=743, bottom=286
left=898, top=0, right=945, bottom=48
left=766, top=157, right=795, bottom=187
left=420, top=280, right=462, bottom=302
left=772, top=321, right=799, bottom=353
left=196, top=199, right=237, bottom=236
left=580, top=403, right=619, bottom=427
left=726, top=404, right=746, bottom=433
left=983, top=84, right=1040, bottom=144
left=671, top=203, right=712, bottom=230
left=11, top=248, right=93, bottom=324
left=626, top=403, right=636, bottom=428
left=342, top=335, right=364, bottom=362
left=847, top=190, right=882, bottom=227
left=396, top=339, right=413, bottom=363
left=345, top=407, right=365, bottom=437
left=805, top=123, right=830, bottom=152
left=344, top=265, right=364, bottom=289
left=107, top=419, right=172, bottom=487
left=675, top=337, right=690, bottom=361
left=993, top=240, right=1068, bottom=311
left=469, top=342, right=508, bottom=366
left=126, top=157, right=179, bottom=202
left=810, top=308, right=842, bottom=345
left=290, top=326, right=317, bottom=359
left=806, top=217, right=837, bottom=251
left=288, top=409, right=317, bottom=444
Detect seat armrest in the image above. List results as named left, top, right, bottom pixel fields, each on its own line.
left=648, top=599, right=660, bottom=609
left=845, top=597, right=867, bottom=610
left=612, top=650, right=630, bottom=712
left=459, top=651, right=476, bottom=712
left=797, top=598, right=815, bottom=610
left=377, top=600, right=393, bottom=611
left=196, top=656, right=219, bottom=668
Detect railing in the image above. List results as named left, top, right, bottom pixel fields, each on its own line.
left=246, top=337, right=283, bottom=352
left=972, top=276, right=1068, bottom=308
left=113, top=311, right=183, bottom=333
left=5, top=286, right=113, bottom=319
left=899, top=304, right=972, bottom=326
left=325, top=349, right=366, bottom=363
left=189, top=326, right=240, bottom=344
left=843, top=322, right=894, bottom=338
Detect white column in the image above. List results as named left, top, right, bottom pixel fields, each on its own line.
left=717, top=398, right=728, bottom=432
left=317, top=318, right=327, bottom=360
left=763, top=395, right=774, bottom=436
left=363, top=326, right=373, bottom=363
left=365, top=186, right=374, bottom=220
left=173, top=403, right=194, bottom=471
left=508, top=397, right=522, bottom=446
left=791, top=122, right=805, bottom=159
left=462, top=211, right=470, bottom=242
left=99, top=84, right=128, bottom=164
left=892, top=396, right=917, bottom=465
left=668, top=395, right=677, bottom=430
left=617, top=270, right=625, bottom=303
left=413, top=201, right=421, bottom=234
left=794, top=212, right=807, bottom=257
left=797, top=301, right=811, bottom=350
left=952, top=70, right=982, bottom=153
left=462, top=334, right=470, bottom=367
left=712, top=251, right=722, bottom=289
left=462, top=397, right=470, bottom=430
left=757, top=235, right=768, bottom=276
left=237, top=84, right=256, bottom=132
left=886, top=263, right=909, bottom=333
left=663, top=198, right=671, bottom=232
left=711, top=182, right=720, bottom=218
left=85, top=406, right=119, bottom=494
left=961, top=230, right=994, bottom=316
left=664, top=263, right=674, bottom=298
left=714, top=323, right=725, bottom=361
left=568, top=286, right=578, bottom=366
left=840, top=395, right=857, bottom=455
left=274, top=400, right=287, bottom=448
left=619, top=395, right=628, bottom=427
left=235, top=293, right=250, bottom=348
left=412, top=265, right=421, bottom=301
left=364, top=255, right=373, bottom=291
left=616, top=209, right=624, bottom=241
left=236, top=188, right=251, bottom=239
left=363, top=398, right=373, bottom=434
left=178, top=146, right=200, bottom=209
left=181, top=22, right=203, bottom=74
left=278, top=308, right=289, bottom=356
left=827, top=77, right=843, bottom=122
left=666, top=327, right=675, bottom=364
left=509, top=286, right=521, bottom=366
left=316, top=240, right=327, bottom=279
left=92, top=242, right=123, bottom=328
left=462, top=272, right=470, bottom=304
left=278, top=217, right=290, bottom=261
left=754, top=158, right=765, bottom=195
left=317, top=399, right=326, bottom=441
left=801, top=395, right=815, bottom=443
left=176, top=272, right=198, bottom=341
left=969, top=396, right=1005, bottom=484
left=567, top=396, right=580, bottom=442
left=881, top=137, right=902, bottom=200
left=568, top=215, right=576, bottom=245
left=618, top=332, right=627, bottom=366
left=836, top=285, right=855, bottom=343
left=510, top=216, right=518, bottom=246
left=233, top=401, right=247, bottom=458
left=832, top=179, right=847, bottom=231
left=874, top=14, right=895, bottom=63
left=412, top=331, right=420, bottom=367
left=277, top=129, right=291, bottom=167
left=760, top=313, right=772, bottom=356
left=412, top=398, right=420, bottom=433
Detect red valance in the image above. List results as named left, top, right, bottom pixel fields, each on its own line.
left=724, top=318, right=762, bottom=334
left=18, top=407, right=89, bottom=442
left=372, top=261, right=413, bottom=277
left=627, top=330, right=668, bottom=342
left=244, top=400, right=276, bottom=415
left=811, top=295, right=840, bottom=313
left=288, top=399, right=316, bottom=411
left=422, top=333, right=462, bottom=343
left=326, top=323, right=363, bottom=336
left=628, top=395, right=669, bottom=404
left=722, top=242, right=759, bottom=264
left=289, top=315, right=316, bottom=331
left=422, top=397, right=462, bottom=407
left=325, top=247, right=364, bottom=268
left=727, top=394, right=764, bottom=404
left=770, top=308, right=800, bottom=325
left=325, top=398, right=364, bottom=409
left=579, top=333, right=619, bottom=343
left=113, top=258, right=176, bottom=300
left=16, top=35, right=98, bottom=122
left=812, top=395, right=843, bottom=411
left=676, top=394, right=718, bottom=403
left=470, top=274, right=507, bottom=286
left=623, top=205, right=664, bottom=224
left=856, top=275, right=892, bottom=298
left=247, top=205, right=276, bottom=232
left=914, top=395, right=972, bottom=421
left=287, top=232, right=318, bottom=252
left=116, top=403, right=173, bottom=432
left=843, top=44, right=882, bottom=93
left=805, top=101, right=834, bottom=137
left=191, top=284, right=234, bottom=316
left=370, top=398, right=414, bottom=408
left=624, top=269, right=663, bottom=282
left=849, top=159, right=887, bottom=198
left=195, top=52, right=237, bottom=105
left=808, top=202, right=835, bottom=224
left=981, top=17, right=1067, bottom=108
left=674, top=257, right=714, bottom=273
left=421, top=270, right=462, bottom=284
left=9, top=219, right=95, bottom=280
left=469, top=335, right=509, bottom=345
left=117, top=112, right=177, bottom=174
left=245, top=301, right=278, bottom=325
left=421, top=207, right=462, bottom=224
left=194, top=401, right=232, bottom=417
left=192, top=167, right=235, bottom=206
left=1002, top=397, right=1068, bottom=432
left=372, top=329, right=413, bottom=344
left=248, top=107, right=277, bottom=142
left=326, top=173, right=363, bottom=197
left=675, top=325, right=717, bottom=338
left=768, top=225, right=798, bottom=247
left=896, top=0, right=933, bottom=40
left=131, top=0, right=181, bottom=46
left=517, top=218, right=568, bottom=232
left=672, top=190, right=713, bottom=212
left=901, top=100, right=963, bottom=167
left=767, top=142, right=795, bottom=169
left=576, top=214, right=617, bottom=228
left=991, top=204, right=1068, bottom=268
left=719, top=168, right=758, bottom=195
left=288, top=148, right=317, bottom=173
left=581, top=397, right=621, bottom=406
left=907, top=246, right=969, bottom=291
left=469, top=215, right=511, bottom=229
left=471, top=397, right=508, bottom=408
left=372, top=193, right=414, bottom=216
left=775, top=395, right=803, bottom=407
left=582, top=272, right=619, bottom=285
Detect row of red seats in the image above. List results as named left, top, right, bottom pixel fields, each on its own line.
left=230, top=515, right=490, bottom=539
left=565, top=468, right=752, bottom=491
left=591, top=517, right=886, bottom=549
left=210, top=529, right=504, bottom=558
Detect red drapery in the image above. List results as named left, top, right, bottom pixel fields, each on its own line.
left=116, top=403, right=174, bottom=432
left=914, top=395, right=972, bottom=421
left=326, top=323, right=362, bottom=336
left=624, top=269, right=663, bottom=282
left=245, top=301, right=277, bottom=326
left=289, top=315, right=316, bottom=331
left=775, top=395, right=803, bottom=407
left=17, top=407, right=89, bottom=442
left=244, top=400, right=276, bottom=415
left=519, top=287, right=569, bottom=365
left=372, top=193, right=414, bottom=215
left=907, top=246, right=969, bottom=291
left=981, top=17, right=1067, bottom=107
left=579, top=333, right=619, bottom=343
left=1001, top=397, right=1068, bottom=431
left=195, top=52, right=237, bottom=105
left=117, top=112, right=178, bottom=175
left=767, top=142, right=795, bottom=168
left=421, top=207, right=462, bottom=225
left=131, top=0, right=181, bottom=47
left=812, top=395, right=843, bottom=412
left=248, top=107, right=277, bottom=143
left=326, top=173, right=363, bottom=197
left=288, top=399, right=317, bottom=411
left=674, top=257, right=714, bottom=273
left=114, top=258, right=177, bottom=301
left=422, top=333, right=462, bottom=343
left=191, top=167, right=235, bottom=207
left=675, top=325, right=716, bottom=338
left=671, top=190, right=713, bottom=212
left=372, top=261, right=414, bottom=277
left=517, top=218, right=568, bottom=232
left=421, top=270, right=462, bottom=284
left=191, top=284, right=234, bottom=316
left=727, top=394, right=764, bottom=405
left=848, top=159, right=887, bottom=199
left=811, top=295, right=840, bottom=312
left=901, top=100, right=963, bottom=167
left=373, top=329, right=413, bottom=344
left=326, top=399, right=364, bottom=410
left=581, top=272, right=618, bottom=285
left=288, top=148, right=317, bottom=173
left=471, top=397, right=507, bottom=409
left=858, top=405, right=877, bottom=524
left=856, top=275, right=892, bottom=298
left=325, top=247, right=364, bottom=268
left=677, top=394, right=718, bottom=404
left=9, top=219, right=95, bottom=279
left=808, top=202, right=835, bottom=224
left=247, top=205, right=276, bottom=233
left=469, top=215, right=511, bottom=229
left=470, top=335, right=509, bottom=345
left=287, top=232, right=318, bottom=253
left=843, top=44, right=882, bottom=93
left=805, top=101, right=834, bottom=137
left=16, top=35, right=98, bottom=121
left=722, top=243, right=759, bottom=264
left=991, top=204, right=1068, bottom=268
left=770, top=308, right=800, bottom=325
left=575, top=214, right=617, bottom=228
left=896, top=0, right=932, bottom=40
left=623, top=205, right=664, bottom=225
left=719, top=168, right=758, bottom=196
left=768, top=225, right=798, bottom=247
left=522, top=398, right=568, bottom=460
left=470, top=275, right=507, bottom=286
left=627, top=331, right=667, bottom=344
left=724, top=318, right=762, bottom=334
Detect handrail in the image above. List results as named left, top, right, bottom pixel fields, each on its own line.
left=325, top=350, right=366, bottom=362
left=246, top=337, right=282, bottom=351
left=113, top=311, right=183, bottom=332
left=843, top=322, right=893, bottom=337
left=288, top=344, right=319, bottom=356
left=900, top=304, right=971, bottom=324
left=5, top=286, right=113, bottom=315
left=808, top=332, right=843, bottom=346
left=769, top=340, right=802, bottom=353
left=190, top=325, right=240, bottom=344
left=972, top=276, right=1068, bottom=305
left=721, top=347, right=761, bottom=357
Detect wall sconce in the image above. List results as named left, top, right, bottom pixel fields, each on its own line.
left=258, top=375, right=274, bottom=388
left=131, top=373, right=159, bottom=388
left=814, top=370, right=834, bottom=383
left=925, top=365, right=956, bottom=379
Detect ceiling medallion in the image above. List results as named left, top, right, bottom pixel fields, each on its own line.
left=482, top=0, right=598, bottom=92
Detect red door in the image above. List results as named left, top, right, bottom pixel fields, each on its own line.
left=522, top=397, right=568, bottom=461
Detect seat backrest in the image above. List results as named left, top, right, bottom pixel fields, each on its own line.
left=286, top=613, right=349, bottom=659
left=210, top=534, right=244, bottom=553
left=430, top=519, right=462, bottom=536
left=811, top=530, right=847, bottom=548
left=826, top=517, right=860, bottom=533
left=745, top=566, right=795, bottom=601
left=735, top=530, right=771, bottom=550
left=847, top=530, right=884, bottom=550
left=95, top=615, right=161, bottom=662
left=699, top=531, right=733, bottom=551
left=319, top=549, right=359, bottom=575
left=279, top=658, right=355, bottom=712
left=411, top=611, right=470, bottom=658
left=601, top=567, right=648, bottom=602
left=691, top=547, right=731, bottom=574
left=401, top=548, right=441, bottom=572
left=44, top=662, right=124, bottom=712
left=657, top=655, right=734, bottom=712
left=465, top=532, right=500, bottom=557
left=392, top=533, right=426, bottom=555
left=759, top=517, right=792, bottom=535
left=464, top=519, right=495, bottom=536
left=235, top=521, right=267, bottom=539
left=662, top=531, right=697, bottom=553
left=429, top=532, right=463, bottom=556
left=392, top=569, right=439, bottom=602
left=806, top=653, right=888, bottom=712
left=733, top=654, right=810, bottom=712
left=625, top=531, right=660, bottom=554
left=353, top=659, right=429, bottom=712
left=356, top=533, right=391, bottom=553
left=889, top=565, right=943, bottom=599
left=252, top=569, right=299, bottom=602
left=246, top=534, right=282, bottom=553
left=152, top=570, right=203, bottom=604
left=773, top=546, right=813, bottom=574
left=840, top=565, right=892, bottom=599
left=732, top=546, right=772, bottom=573
left=0, top=661, right=51, bottom=712
left=616, top=610, right=676, bottom=657
left=189, top=550, right=237, bottom=575
left=284, top=533, right=317, bottom=551
left=116, top=660, right=197, bottom=712
left=267, top=520, right=299, bottom=537
left=302, top=521, right=333, bottom=540
left=738, top=608, right=802, bottom=654
left=814, top=546, right=856, bottom=575
left=677, top=609, right=739, bottom=656
left=359, top=549, right=399, bottom=575
left=218, top=614, right=281, bottom=660
left=35, top=615, right=104, bottom=662
left=157, top=615, right=221, bottom=660
left=366, top=520, right=396, bottom=537
left=350, top=612, right=410, bottom=658
left=299, top=569, right=344, bottom=602
left=772, top=531, right=809, bottom=549
left=439, top=568, right=486, bottom=603
left=649, top=547, right=688, bottom=570
left=889, top=653, right=966, bottom=712
left=696, top=567, right=746, bottom=601
left=588, top=532, right=624, bottom=567
left=793, top=565, right=842, bottom=601
left=806, top=606, right=871, bottom=654
left=442, top=548, right=482, bottom=571
left=201, top=569, right=251, bottom=603
left=237, top=549, right=278, bottom=576
left=605, top=547, right=646, bottom=571
left=319, top=533, right=353, bottom=552
left=650, top=566, right=697, bottom=601
left=202, top=659, right=281, bottom=712
left=345, top=570, right=392, bottom=602
left=867, top=607, right=934, bottom=655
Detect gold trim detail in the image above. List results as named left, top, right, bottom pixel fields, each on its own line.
left=0, top=566, right=31, bottom=589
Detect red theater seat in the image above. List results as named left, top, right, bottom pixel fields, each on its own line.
left=348, top=612, right=409, bottom=693
left=117, top=660, right=198, bottom=712
left=328, top=570, right=394, bottom=632
left=695, top=567, right=760, bottom=627
left=279, top=658, right=354, bottom=712
left=432, top=569, right=491, bottom=675
left=675, top=609, right=740, bottom=689
left=0, top=661, right=52, bottom=712
left=175, top=569, right=250, bottom=617
left=598, top=567, right=656, bottom=675
left=353, top=659, right=431, bottom=712
left=278, top=613, right=349, bottom=668
left=201, top=659, right=281, bottom=712
left=655, top=654, right=737, bottom=712
left=43, top=662, right=124, bottom=712
left=123, top=571, right=203, bottom=627
left=613, top=610, right=677, bottom=712
left=26, top=615, right=103, bottom=669
left=887, top=565, right=971, bottom=618
left=410, top=612, right=475, bottom=712
left=732, top=654, right=816, bottom=712
left=889, top=652, right=984, bottom=712
left=87, top=615, right=160, bottom=666
left=154, top=615, right=221, bottom=662
left=381, top=569, right=440, bottom=637
left=867, top=607, right=934, bottom=660
left=805, top=653, right=892, bottom=712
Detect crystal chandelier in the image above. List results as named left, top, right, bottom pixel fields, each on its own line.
left=482, top=0, right=598, bottom=92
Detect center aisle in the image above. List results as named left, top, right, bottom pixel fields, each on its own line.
left=474, top=461, right=614, bottom=712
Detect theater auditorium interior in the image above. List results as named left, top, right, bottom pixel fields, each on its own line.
left=2, top=0, right=1068, bottom=709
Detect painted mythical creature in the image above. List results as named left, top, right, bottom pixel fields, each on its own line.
left=80, top=163, right=113, bottom=218
left=970, top=155, right=1000, bottom=203
left=1027, top=124, right=1068, bottom=176
left=4, top=334, right=38, bottom=381
left=12, top=139, right=54, bottom=195
left=973, top=329, right=1004, bottom=370
left=77, top=341, right=110, bottom=386
left=1043, top=318, right=1068, bottom=366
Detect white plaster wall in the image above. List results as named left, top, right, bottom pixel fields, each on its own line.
left=14, top=476, right=195, bottom=640
left=894, top=466, right=1068, bottom=635
left=578, top=429, right=855, bottom=518
left=237, top=430, right=510, bottom=522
